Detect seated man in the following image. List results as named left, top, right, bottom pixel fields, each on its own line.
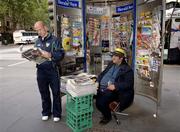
left=96, top=48, right=134, bottom=125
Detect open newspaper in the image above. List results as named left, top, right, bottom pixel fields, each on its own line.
left=22, top=48, right=49, bottom=64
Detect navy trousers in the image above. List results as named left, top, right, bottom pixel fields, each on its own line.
left=37, top=68, right=61, bottom=117
left=96, top=91, right=117, bottom=119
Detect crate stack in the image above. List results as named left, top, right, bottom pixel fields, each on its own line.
left=66, top=93, right=93, bottom=132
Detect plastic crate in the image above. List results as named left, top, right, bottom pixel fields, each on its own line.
left=66, top=93, right=93, bottom=114
left=66, top=110, right=92, bottom=132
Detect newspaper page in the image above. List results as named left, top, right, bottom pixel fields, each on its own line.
left=22, top=48, right=49, bottom=64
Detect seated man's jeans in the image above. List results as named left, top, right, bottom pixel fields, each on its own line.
left=96, top=90, right=117, bottom=119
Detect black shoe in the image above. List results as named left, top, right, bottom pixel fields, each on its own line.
left=99, top=117, right=112, bottom=125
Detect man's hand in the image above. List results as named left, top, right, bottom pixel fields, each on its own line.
left=107, top=84, right=116, bottom=91
left=40, top=50, right=51, bottom=59
left=95, top=82, right=99, bottom=90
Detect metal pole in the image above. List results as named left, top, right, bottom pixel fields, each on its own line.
left=52, top=0, right=57, bottom=36
left=82, top=0, right=87, bottom=72
left=132, top=0, right=137, bottom=71
left=157, top=0, right=166, bottom=112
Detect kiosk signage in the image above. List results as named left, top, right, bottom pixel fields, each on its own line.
left=116, top=3, right=134, bottom=13
left=57, top=0, right=80, bottom=8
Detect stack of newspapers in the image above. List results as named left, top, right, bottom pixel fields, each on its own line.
left=66, top=73, right=97, bottom=97
left=61, top=75, right=77, bottom=93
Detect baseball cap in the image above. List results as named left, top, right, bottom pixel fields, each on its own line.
left=111, top=48, right=126, bottom=57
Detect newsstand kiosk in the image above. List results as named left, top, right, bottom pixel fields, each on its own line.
left=53, top=0, right=165, bottom=131
left=86, top=0, right=165, bottom=118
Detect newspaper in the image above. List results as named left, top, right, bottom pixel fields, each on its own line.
left=73, top=75, right=93, bottom=85
left=22, top=48, right=49, bottom=64
left=66, top=73, right=97, bottom=97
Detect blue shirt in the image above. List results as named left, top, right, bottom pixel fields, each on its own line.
left=100, top=64, right=120, bottom=91
left=35, top=33, right=64, bottom=69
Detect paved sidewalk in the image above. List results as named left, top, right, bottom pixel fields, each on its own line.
left=1, top=65, right=180, bottom=132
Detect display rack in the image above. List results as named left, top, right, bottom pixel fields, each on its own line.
left=55, top=0, right=85, bottom=75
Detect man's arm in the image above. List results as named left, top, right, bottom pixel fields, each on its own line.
left=50, top=38, right=65, bottom=63
left=39, top=50, right=52, bottom=59
left=114, top=69, right=134, bottom=92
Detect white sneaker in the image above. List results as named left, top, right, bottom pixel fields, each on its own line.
left=53, top=117, right=60, bottom=122
left=42, top=116, right=49, bottom=121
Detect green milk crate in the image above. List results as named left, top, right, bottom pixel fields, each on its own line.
left=66, top=93, right=93, bottom=114
left=66, top=109, right=92, bottom=132
left=66, top=93, right=94, bottom=132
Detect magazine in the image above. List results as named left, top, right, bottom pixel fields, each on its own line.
left=22, top=48, right=49, bottom=64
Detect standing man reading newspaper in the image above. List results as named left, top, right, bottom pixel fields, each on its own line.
left=34, top=21, right=64, bottom=122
